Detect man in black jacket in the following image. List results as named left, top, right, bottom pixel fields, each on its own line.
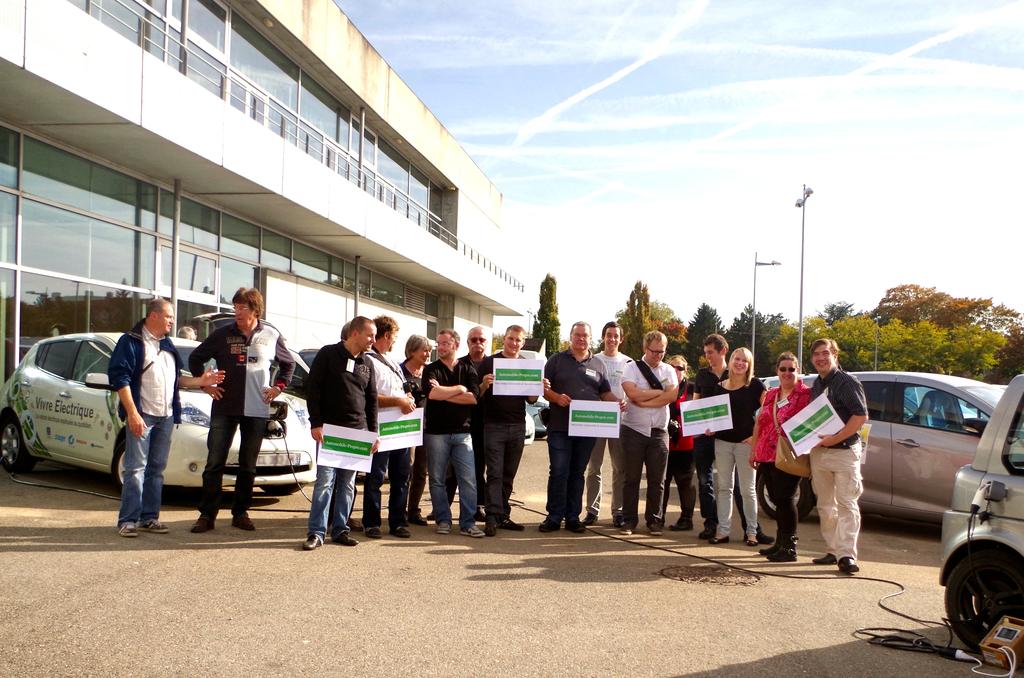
left=303, top=316, right=379, bottom=550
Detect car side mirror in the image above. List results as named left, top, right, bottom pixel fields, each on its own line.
left=85, top=373, right=114, bottom=391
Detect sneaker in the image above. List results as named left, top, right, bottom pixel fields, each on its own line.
left=436, top=522, right=452, bottom=535
left=582, top=513, right=598, bottom=526
left=389, top=526, right=411, bottom=539
left=838, top=557, right=860, bottom=574
left=138, top=520, right=169, bottom=534
left=190, top=516, right=215, bottom=533
left=118, top=523, right=138, bottom=538
left=303, top=534, right=324, bottom=551
left=648, top=524, right=664, bottom=536
left=365, top=527, right=383, bottom=539
left=538, top=520, right=560, bottom=533
left=499, top=518, right=525, bottom=532
left=333, top=532, right=359, bottom=546
left=231, top=514, right=255, bottom=531
left=460, top=526, right=485, bottom=538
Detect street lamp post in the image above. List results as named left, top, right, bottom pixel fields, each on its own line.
left=794, top=185, right=813, bottom=370
left=752, top=251, right=781, bottom=369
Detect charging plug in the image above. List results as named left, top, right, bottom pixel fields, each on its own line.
left=972, top=481, right=993, bottom=513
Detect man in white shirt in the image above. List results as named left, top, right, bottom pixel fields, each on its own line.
left=619, top=331, right=679, bottom=536
left=583, top=322, right=632, bottom=527
left=108, top=299, right=222, bottom=537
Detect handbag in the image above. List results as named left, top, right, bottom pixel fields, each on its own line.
left=772, top=392, right=811, bottom=478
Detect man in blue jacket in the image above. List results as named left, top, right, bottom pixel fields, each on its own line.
left=108, top=299, right=222, bottom=537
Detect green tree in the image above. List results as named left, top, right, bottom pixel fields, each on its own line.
left=768, top=316, right=830, bottom=372
left=618, top=281, right=651, bottom=359
left=821, top=301, right=856, bottom=326
left=994, top=324, right=1024, bottom=382
left=532, top=273, right=560, bottom=355
left=724, top=305, right=787, bottom=377
left=685, top=303, right=725, bottom=369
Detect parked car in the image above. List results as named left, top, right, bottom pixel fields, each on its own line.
left=757, top=371, right=1005, bottom=524
left=526, top=395, right=549, bottom=440
left=0, top=333, right=317, bottom=494
left=940, top=373, right=1024, bottom=649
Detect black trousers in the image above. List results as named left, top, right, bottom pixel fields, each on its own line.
left=662, top=450, right=696, bottom=520
left=765, top=461, right=802, bottom=538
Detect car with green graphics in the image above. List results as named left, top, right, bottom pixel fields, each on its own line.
left=0, top=333, right=317, bottom=494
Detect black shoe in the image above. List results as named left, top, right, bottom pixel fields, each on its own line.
left=767, top=547, right=798, bottom=563
left=759, top=543, right=782, bottom=557
left=612, top=515, right=625, bottom=528
left=425, top=513, right=436, bottom=522
left=389, top=526, right=411, bottom=538
left=755, top=529, right=775, bottom=545
left=669, top=518, right=693, bottom=532
left=567, top=522, right=586, bottom=534
left=709, top=535, right=730, bottom=544
left=499, top=518, right=525, bottom=532
left=302, top=534, right=324, bottom=551
left=582, top=513, right=598, bottom=526
left=838, top=557, right=860, bottom=574
left=333, top=532, right=359, bottom=546
left=812, top=553, right=838, bottom=565
left=408, top=512, right=428, bottom=526
left=538, top=520, right=560, bottom=533
left=474, top=507, right=487, bottom=522
left=349, top=518, right=364, bottom=532
left=484, top=519, right=497, bottom=537
left=698, top=526, right=716, bottom=540
left=365, top=527, right=383, bottom=539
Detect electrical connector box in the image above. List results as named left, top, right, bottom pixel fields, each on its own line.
left=980, top=616, right=1024, bottom=669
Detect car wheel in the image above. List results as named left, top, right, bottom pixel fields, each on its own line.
left=945, top=549, right=1024, bottom=650
left=109, top=436, right=125, bottom=491
left=261, top=483, right=304, bottom=496
left=756, top=471, right=815, bottom=522
left=0, top=413, right=37, bottom=473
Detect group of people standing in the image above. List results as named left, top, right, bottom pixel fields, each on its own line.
left=111, top=295, right=868, bottom=574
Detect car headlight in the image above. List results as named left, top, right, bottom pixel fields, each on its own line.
left=181, top=403, right=211, bottom=427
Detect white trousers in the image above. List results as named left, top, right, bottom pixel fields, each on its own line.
left=810, top=443, right=863, bottom=560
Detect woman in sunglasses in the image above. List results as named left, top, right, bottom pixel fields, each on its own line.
left=750, top=351, right=812, bottom=561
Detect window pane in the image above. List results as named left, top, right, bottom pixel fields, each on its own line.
left=230, top=16, right=299, bottom=109
left=358, top=268, right=370, bottom=297
left=22, top=200, right=155, bottom=288
left=221, top=213, right=259, bottom=261
left=0, top=269, right=14, bottom=379
left=410, top=167, right=429, bottom=208
left=40, top=340, right=79, bottom=379
left=424, top=293, right=438, bottom=317
left=291, top=242, right=328, bottom=283
left=160, top=246, right=216, bottom=295
left=188, top=0, right=226, bottom=52
left=378, top=140, right=409, bottom=193
left=0, top=126, right=16, bottom=188
left=220, top=257, right=256, bottom=304
left=20, top=273, right=144, bottom=348
left=370, top=273, right=404, bottom=307
left=863, top=381, right=890, bottom=423
left=329, top=256, right=349, bottom=291
left=0, top=192, right=14, bottom=263
left=261, top=230, right=290, bottom=271
left=300, top=77, right=339, bottom=142
left=158, top=192, right=219, bottom=248
left=71, top=340, right=111, bottom=383
left=23, top=138, right=154, bottom=226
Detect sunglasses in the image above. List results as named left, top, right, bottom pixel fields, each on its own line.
left=673, top=365, right=686, bottom=372
left=778, top=366, right=797, bottom=373
left=468, top=337, right=487, bottom=343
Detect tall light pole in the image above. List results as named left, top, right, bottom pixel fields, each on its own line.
left=794, top=185, right=813, bottom=370
left=752, top=252, right=781, bottom=369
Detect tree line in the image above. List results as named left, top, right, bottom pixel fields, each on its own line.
left=531, top=276, right=1022, bottom=383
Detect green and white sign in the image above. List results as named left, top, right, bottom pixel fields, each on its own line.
left=568, top=400, right=620, bottom=438
left=377, top=408, right=424, bottom=451
left=493, top=358, right=545, bottom=396
left=679, top=393, right=733, bottom=436
left=781, top=393, right=843, bottom=456
left=319, top=424, right=378, bottom=472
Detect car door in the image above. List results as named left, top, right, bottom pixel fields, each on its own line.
left=890, top=380, right=984, bottom=516
left=22, top=339, right=81, bottom=459
left=64, top=338, right=119, bottom=467
left=859, top=378, right=894, bottom=510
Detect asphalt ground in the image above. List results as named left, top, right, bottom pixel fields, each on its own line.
left=0, top=440, right=976, bottom=677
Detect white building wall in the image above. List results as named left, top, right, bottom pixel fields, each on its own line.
left=0, top=0, right=25, bottom=67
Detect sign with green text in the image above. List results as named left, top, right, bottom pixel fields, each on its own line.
left=568, top=400, right=620, bottom=438
left=679, top=394, right=733, bottom=436
left=493, top=358, right=545, bottom=396
left=319, top=424, right=377, bottom=472
left=377, top=408, right=424, bottom=451
left=781, top=393, right=843, bottom=456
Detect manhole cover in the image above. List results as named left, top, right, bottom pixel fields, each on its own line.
left=659, top=564, right=759, bottom=586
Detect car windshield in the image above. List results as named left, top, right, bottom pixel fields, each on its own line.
left=963, top=384, right=1006, bottom=410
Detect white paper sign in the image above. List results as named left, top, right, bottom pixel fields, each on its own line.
left=568, top=400, right=620, bottom=438
left=318, top=424, right=377, bottom=472
left=679, top=394, right=733, bottom=436
left=377, top=408, right=424, bottom=451
left=492, top=358, right=545, bottom=396
left=781, top=393, right=845, bottom=456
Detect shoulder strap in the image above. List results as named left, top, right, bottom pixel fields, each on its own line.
left=634, top=359, right=664, bottom=391
left=367, top=350, right=404, bottom=380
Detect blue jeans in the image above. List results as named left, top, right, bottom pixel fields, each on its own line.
left=425, top=432, right=477, bottom=530
left=307, top=464, right=357, bottom=540
left=693, top=436, right=718, bottom=530
left=545, top=430, right=595, bottom=526
left=363, top=448, right=411, bottom=529
left=117, top=413, right=174, bottom=527
left=198, top=415, right=266, bottom=519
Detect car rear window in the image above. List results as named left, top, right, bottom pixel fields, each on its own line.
left=37, top=340, right=78, bottom=379
left=863, top=381, right=892, bottom=423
